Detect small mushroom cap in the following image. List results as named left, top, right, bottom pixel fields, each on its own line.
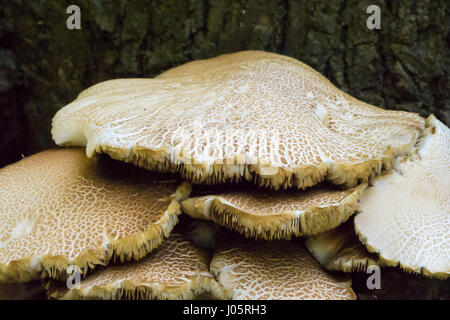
left=50, top=233, right=224, bottom=300
left=181, top=183, right=367, bottom=240
left=0, top=148, right=191, bottom=282
left=355, top=115, right=450, bottom=279
left=306, top=219, right=383, bottom=272
left=52, top=51, right=424, bottom=190
left=210, top=232, right=356, bottom=300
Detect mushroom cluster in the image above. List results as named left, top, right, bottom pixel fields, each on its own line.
left=0, top=51, right=448, bottom=300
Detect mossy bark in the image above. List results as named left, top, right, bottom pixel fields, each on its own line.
left=1, top=0, right=449, bottom=168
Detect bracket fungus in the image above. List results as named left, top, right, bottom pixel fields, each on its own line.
left=181, top=183, right=367, bottom=240
left=0, top=148, right=191, bottom=282
left=210, top=232, right=356, bottom=300
left=3, top=49, right=446, bottom=300
left=52, top=51, right=424, bottom=190
left=306, top=219, right=383, bottom=272
left=49, top=233, right=224, bottom=300
left=355, top=116, right=449, bottom=279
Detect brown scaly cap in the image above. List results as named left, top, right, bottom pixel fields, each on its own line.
left=52, top=50, right=424, bottom=190
left=355, top=115, right=449, bottom=279
left=181, top=183, right=367, bottom=240
left=49, top=233, right=224, bottom=300
left=0, top=148, right=191, bottom=282
left=210, top=232, right=356, bottom=300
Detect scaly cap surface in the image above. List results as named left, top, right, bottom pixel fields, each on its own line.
left=181, top=183, right=367, bottom=240
left=50, top=233, right=224, bottom=300
left=0, top=148, right=191, bottom=282
left=52, top=51, right=424, bottom=190
left=355, top=115, right=449, bottom=279
left=210, top=232, right=356, bottom=300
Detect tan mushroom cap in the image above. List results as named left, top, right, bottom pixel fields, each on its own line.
left=0, top=148, right=191, bottom=282
left=355, top=115, right=449, bottom=279
left=181, top=183, right=367, bottom=240
left=306, top=219, right=383, bottom=272
left=210, top=233, right=356, bottom=300
left=50, top=233, right=224, bottom=300
left=52, top=50, right=424, bottom=190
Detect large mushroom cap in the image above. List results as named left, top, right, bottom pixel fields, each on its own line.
left=306, top=219, right=383, bottom=272
left=52, top=51, right=424, bottom=190
left=355, top=115, right=450, bottom=279
left=0, top=148, right=191, bottom=282
left=210, top=232, right=356, bottom=300
left=50, top=233, right=224, bottom=300
left=181, top=183, right=367, bottom=240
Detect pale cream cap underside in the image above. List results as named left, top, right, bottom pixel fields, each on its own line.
left=0, top=148, right=191, bottom=282
left=181, top=183, right=367, bottom=240
left=355, top=115, right=449, bottom=279
left=306, top=219, right=383, bottom=272
left=52, top=50, right=424, bottom=190
left=52, top=233, right=224, bottom=300
left=210, top=232, right=356, bottom=300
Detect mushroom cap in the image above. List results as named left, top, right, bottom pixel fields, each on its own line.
left=306, top=219, right=383, bottom=272
left=210, top=232, right=356, bottom=300
left=355, top=115, right=450, bottom=279
left=181, top=183, right=367, bottom=240
left=0, top=148, right=191, bottom=282
left=50, top=233, right=224, bottom=300
left=52, top=51, right=424, bottom=190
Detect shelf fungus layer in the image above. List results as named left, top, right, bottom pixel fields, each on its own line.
left=355, top=115, right=450, bottom=279
left=52, top=50, right=424, bottom=190
left=181, top=183, right=367, bottom=240
left=0, top=148, right=191, bottom=282
left=210, top=233, right=356, bottom=300
left=306, top=219, right=383, bottom=272
left=50, top=233, right=224, bottom=300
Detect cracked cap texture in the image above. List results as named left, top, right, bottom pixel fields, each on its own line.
left=181, top=183, right=367, bottom=240
left=355, top=115, right=449, bottom=279
left=52, top=51, right=424, bottom=190
left=0, top=148, right=191, bottom=282
left=52, top=233, right=223, bottom=300
left=210, top=232, right=356, bottom=300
